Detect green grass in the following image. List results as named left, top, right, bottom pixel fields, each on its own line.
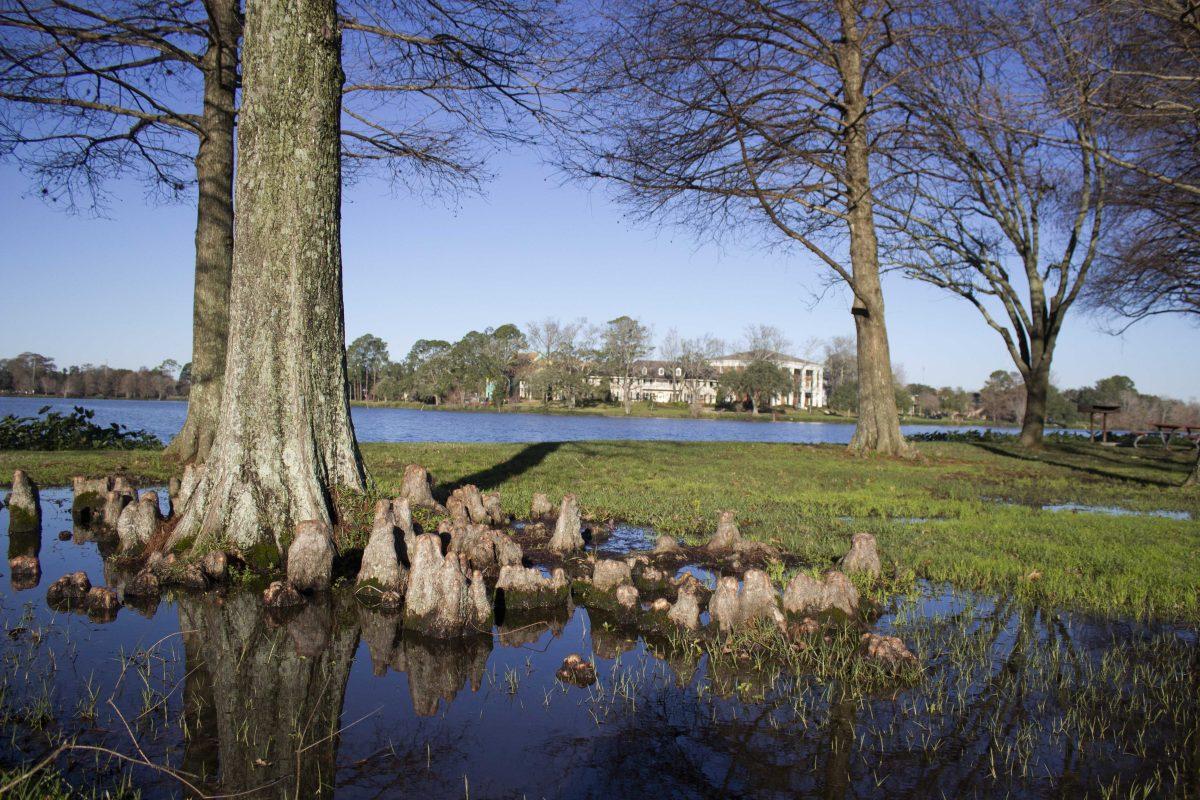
left=3, top=440, right=1197, bottom=619
left=0, top=763, right=140, bottom=799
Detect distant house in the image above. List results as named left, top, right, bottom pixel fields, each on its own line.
left=600, top=351, right=827, bottom=409
left=593, top=360, right=702, bottom=404
left=711, top=351, right=827, bottom=409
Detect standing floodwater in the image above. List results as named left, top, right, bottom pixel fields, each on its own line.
left=0, top=490, right=1196, bottom=797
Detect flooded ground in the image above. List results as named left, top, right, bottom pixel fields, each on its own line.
left=1, top=490, right=1197, bottom=798
left=1040, top=502, right=1193, bottom=520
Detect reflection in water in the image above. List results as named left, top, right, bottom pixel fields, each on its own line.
left=357, top=605, right=492, bottom=717
left=0, top=492, right=1197, bottom=799
left=7, top=525, right=41, bottom=591
left=176, top=592, right=359, bottom=798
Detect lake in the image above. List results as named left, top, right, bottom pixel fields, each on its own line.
left=0, top=396, right=1012, bottom=444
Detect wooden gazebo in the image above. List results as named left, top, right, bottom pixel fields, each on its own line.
left=1079, top=403, right=1121, bottom=444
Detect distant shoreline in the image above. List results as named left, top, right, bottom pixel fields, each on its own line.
left=0, top=393, right=188, bottom=403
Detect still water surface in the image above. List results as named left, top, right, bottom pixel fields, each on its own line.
left=0, top=396, right=1012, bottom=444
left=0, top=492, right=1195, bottom=797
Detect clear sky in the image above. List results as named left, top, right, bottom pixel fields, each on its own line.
left=1, top=151, right=1197, bottom=400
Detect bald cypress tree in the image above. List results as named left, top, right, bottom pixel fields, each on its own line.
left=167, top=0, right=365, bottom=558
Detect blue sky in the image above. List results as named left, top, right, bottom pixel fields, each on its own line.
left=1, top=152, right=1197, bottom=400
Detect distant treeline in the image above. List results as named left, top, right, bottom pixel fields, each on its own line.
left=0, top=353, right=188, bottom=400
left=6, top=341, right=1196, bottom=433
left=909, top=371, right=1200, bottom=431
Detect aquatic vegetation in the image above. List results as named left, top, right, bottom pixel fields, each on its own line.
left=0, top=407, right=160, bottom=451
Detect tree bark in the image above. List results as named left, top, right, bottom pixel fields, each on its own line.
left=1019, top=364, right=1050, bottom=449
left=837, top=0, right=912, bottom=458
left=165, top=0, right=240, bottom=465
left=623, top=374, right=633, bottom=415
left=167, top=0, right=365, bottom=559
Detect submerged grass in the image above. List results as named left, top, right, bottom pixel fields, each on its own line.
left=574, top=587, right=1199, bottom=797
left=2, top=440, right=1197, bottom=619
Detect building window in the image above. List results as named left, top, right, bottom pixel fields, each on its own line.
left=657, top=367, right=665, bottom=377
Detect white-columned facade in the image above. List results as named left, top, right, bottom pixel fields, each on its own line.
left=601, top=351, right=826, bottom=409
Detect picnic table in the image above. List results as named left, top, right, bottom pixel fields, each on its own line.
left=1134, top=423, right=1200, bottom=449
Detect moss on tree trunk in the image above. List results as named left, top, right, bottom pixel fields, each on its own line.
left=167, top=0, right=365, bottom=557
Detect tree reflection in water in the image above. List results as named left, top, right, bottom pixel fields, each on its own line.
left=119, top=588, right=1200, bottom=798
left=177, top=591, right=359, bottom=798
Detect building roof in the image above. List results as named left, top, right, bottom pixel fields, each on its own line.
left=714, top=351, right=822, bottom=368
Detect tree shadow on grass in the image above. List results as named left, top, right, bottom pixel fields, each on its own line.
left=967, top=441, right=1185, bottom=488
left=438, top=441, right=564, bottom=496
left=1047, top=439, right=1193, bottom=473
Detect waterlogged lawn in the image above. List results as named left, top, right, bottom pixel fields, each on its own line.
left=0, top=451, right=1198, bottom=797
left=3, top=440, right=1197, bottom=619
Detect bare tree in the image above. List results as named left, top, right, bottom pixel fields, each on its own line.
left=674, top=333, right=723, bottom=417
left=1, top=0, right=561, bottom=463
left=882, top=0, right=1108, bottom=449
left=526, top=317, right=586, bottom=362
left=0, top=0, right=239, bottom=463
left=167, top=0, right=364, bottom=558
left=1079, top=0, right=1200, bottom=328
left=1086, top=175, right=1200, bottom=325
left=338, top=0, right=559, bottom=189
left=524, top=317, right=595, bottom=406
left=566, top=0, right=920, bottom=455
left=742, top=324, right=790, bottom=363
left=1071, top=0, right=1200, bottom=485
left=658, top=328, right=684, bottom=401
left=599, top=315, right=653, bottom=415
left=1071, top=0, right=1200, bottom=198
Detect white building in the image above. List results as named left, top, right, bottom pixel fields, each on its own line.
left=603, top=351, right=826, bottom=409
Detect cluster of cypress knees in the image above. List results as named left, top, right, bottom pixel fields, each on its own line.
left=4, top=465, right=917, bottom=673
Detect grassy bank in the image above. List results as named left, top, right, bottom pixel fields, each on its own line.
left=2, top=440, right=1197, bottom=619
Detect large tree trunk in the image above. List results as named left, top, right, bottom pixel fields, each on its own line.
left=837, top=0, right=912, bottom=458
left=167, top=0, right=365, bottom=560
left=1019, top=364, right=1050, bottom=449
left=847, top=287, right=908, bottom=457
left=623, top=375, right=633, bottom=415
left=165, top=0, right=240, bottom=465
